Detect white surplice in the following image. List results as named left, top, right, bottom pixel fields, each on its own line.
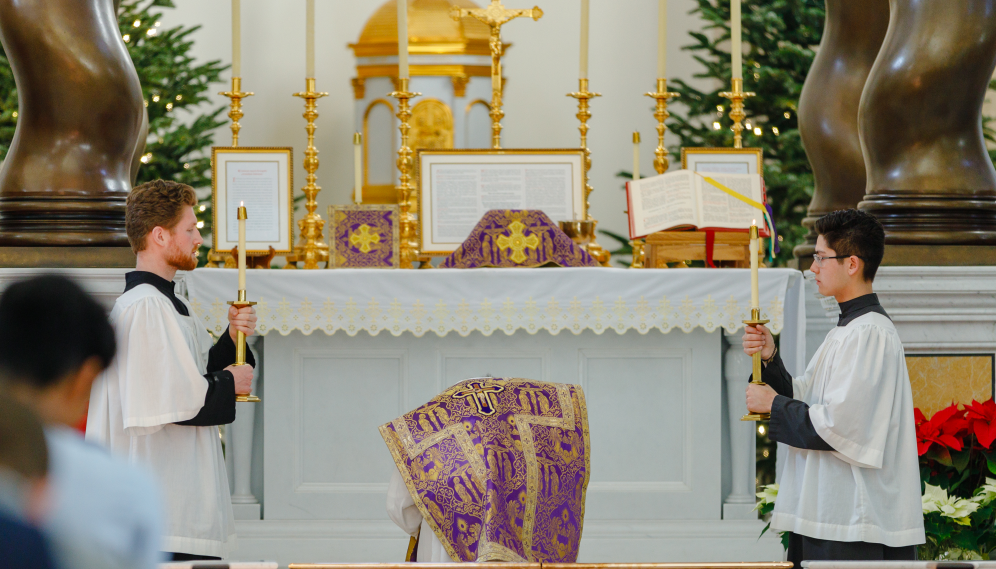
left=770, top=312, right=925, bottom=547
left=387, top=468, right=454, bottom=562
left=86, top=284, right=236, bottom=558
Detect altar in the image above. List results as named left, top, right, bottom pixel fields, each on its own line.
left=182, top=267, right=805, bottom=565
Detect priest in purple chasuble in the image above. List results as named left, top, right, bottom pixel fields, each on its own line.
left=382, top=378, right=590, bottom=562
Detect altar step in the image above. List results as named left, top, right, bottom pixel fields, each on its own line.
left=231, top=519, right=785, bottom=566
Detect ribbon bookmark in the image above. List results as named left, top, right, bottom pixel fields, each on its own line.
left=699, top=174, right=776, bottom=260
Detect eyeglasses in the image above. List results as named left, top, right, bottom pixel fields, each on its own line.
left=812, top=254, right=861, bottom=267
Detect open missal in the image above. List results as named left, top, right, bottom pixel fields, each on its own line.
left=626, top=170, right=769, bottom=239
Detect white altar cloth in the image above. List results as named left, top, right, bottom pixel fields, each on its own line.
left=186, top=267, right=803, bottom=339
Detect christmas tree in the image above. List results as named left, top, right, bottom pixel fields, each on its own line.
left=668, top=0, right=825, bottom=265
left=0, top=0, right=228, bottom=264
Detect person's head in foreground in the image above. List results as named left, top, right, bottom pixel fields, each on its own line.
left=0, top=275, right=116, bottom=427
left=812, top=208, right=885, bottom=302
left=127, top=179, right=202, bottom=273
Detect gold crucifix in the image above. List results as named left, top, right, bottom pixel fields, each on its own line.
left=496, top=220, right=539, bottom=263
left=453, top=381, right=505, bottom=415
left=451, top=0, right=543, bottom=149
left=349, top=224, right=381, bottom=253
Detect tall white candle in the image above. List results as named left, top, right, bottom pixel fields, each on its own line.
left=731, top=0, right=742, bottom=80
left=657, top=0, right=667, bottom=78
left=632, top=132, right=640, bottom=180
left=232, top=0, right=241, bottom=77
left=749, top=220, right=759, bottom=309
left=354, top=132, right=363, bottom=204
left=238, top=201, right=247, bottom=290
left=306, top=0, right=315, bottom=77
left=397, top=0, right=409, bottom=79
left=579, top=0, right=590, bottom=79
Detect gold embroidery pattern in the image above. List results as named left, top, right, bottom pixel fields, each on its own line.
left=380, top=378, right=589, bottom=563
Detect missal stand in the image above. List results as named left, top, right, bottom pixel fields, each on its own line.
left=644, top=231, right=764, bottom=268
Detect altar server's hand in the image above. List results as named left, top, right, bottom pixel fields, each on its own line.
left=226, top=364, right=254, bottom=395
left=746, top=383, right=777, bottom=414
left=742, top=324, right=774, bottom=360
left=228, top=304, right=257, bottom=342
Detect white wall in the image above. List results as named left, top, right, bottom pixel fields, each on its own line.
left=160, top=0, right=711, bottom=244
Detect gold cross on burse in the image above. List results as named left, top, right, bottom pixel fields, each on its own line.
left=451, top=0, right=543, bottom=148
left=349, top=224, right=380, bottom=253
left=496, top=220, right=539, bottom=263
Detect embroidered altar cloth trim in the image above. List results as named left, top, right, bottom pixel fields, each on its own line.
left=185, top=267, right=802, bottom=338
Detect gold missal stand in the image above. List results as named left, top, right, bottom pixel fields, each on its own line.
left=644, top=231, right=760, bottom=268
left=227, top=289, right=260, bottom=403
left=742, top=307, right=770, bottom=421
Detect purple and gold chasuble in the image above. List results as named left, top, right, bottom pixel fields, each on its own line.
left=380, top=378, right=590, bottom=562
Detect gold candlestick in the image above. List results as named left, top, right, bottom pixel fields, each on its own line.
left=219, top=76, right=254, bottom=147
left=227, top=289, right=260, bottom=403
left=285, top=77, right=329, bottom=270
left=644, top=78, right=680, bottom=175
left=742, top=307, right=770, bottom=421
left=452, top=1, right=543, bottom=149
left=389, top=77, right=421, bottom=269
left=567, top=78, right=610, bottom=266
left=720, top=77, right=755, bottom=149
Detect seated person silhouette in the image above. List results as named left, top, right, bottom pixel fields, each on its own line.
left=383, top=377, right=589, bottom=562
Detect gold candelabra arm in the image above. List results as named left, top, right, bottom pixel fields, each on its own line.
left=389, top=78, right=422, bottom=269
left=644, top=78, right=680, bottom=175
left=285, top=78, right=330, bottom=270
left=219, top=77, right=255, bottom=147
left=719, top=77, right=756, bottom=149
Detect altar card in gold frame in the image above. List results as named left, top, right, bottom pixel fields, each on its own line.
left=681, top=147, right=764, bottom=175
left=212, top=147, right=294, bottom=254
left=328, top=204, right=400, bottom=269
left=415, top=149, right=586, bottom=257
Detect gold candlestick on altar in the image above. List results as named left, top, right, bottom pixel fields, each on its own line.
left=452, top=0, right=543, bottom=149
left=720, top=77, right=755, bottom=149
left=644, top=78, right=680, bottom=175
left=285, top=77, right=329, bottom=270
left=389, top=77, right=421, bottom=269
left=567, top=78, right=609, bottom=266
left=228, top=204, right=260, bottom=403
left=742, top=222, right=769, bottom=421
left=219, top=77, right=254, bottom=147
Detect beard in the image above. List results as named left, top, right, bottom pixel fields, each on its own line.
left=165, top=241, right=198, bottom=271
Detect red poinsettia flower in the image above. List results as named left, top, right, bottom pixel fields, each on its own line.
left=915, top=403, right=969, bottom=456
left=964, top=399, right=996, bottom=449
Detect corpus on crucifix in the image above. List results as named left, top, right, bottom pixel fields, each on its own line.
left=451, top=0, right=543, bottom=149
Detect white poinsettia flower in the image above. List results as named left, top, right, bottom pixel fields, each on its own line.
left=752, top=483, right=779, bottom=511
left=922, top=483, right=979, bottom=525
left=973, top=477, right=996, bottom=506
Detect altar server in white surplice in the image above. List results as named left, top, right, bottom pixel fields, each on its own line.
left=743, top=209, right=924, bottom=568
left=87, top=180, right=257, bottom=562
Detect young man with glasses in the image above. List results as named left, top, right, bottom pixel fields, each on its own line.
left=742, top=209, right=923, bottom=567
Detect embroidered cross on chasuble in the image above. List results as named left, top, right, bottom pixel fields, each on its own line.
left=380, top=378, right=590, bottom=562
left=440, top=210, right=597, bottom=268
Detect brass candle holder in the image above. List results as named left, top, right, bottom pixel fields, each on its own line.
left=219, top=76, right=254, bottom=147
left=720, top=77, right=755, bottom=149
left=285, top=77, right=330, bottom=270
left=567, top=78, right=609, bottom=266
left=644, top=78, right=680, bottom=175
left=227, top=290, right=260, bottom=403
left=742, top=306, right=770, bottom=421
left=389, top=77, right=421, bottom=269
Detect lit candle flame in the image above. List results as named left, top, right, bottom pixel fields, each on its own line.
left=241, top=200, right=244, bottom=207
left=752, top=219, right=756, bottom=226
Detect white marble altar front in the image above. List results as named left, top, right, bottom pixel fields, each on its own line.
left=185, top=268, right=804, bottom=565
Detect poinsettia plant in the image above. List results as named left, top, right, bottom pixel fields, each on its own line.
left=916, top=399, right=996, bottom=560
left=754, top=399, right=996, bottom=559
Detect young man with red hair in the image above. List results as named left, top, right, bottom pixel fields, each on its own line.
left=87, top=179, right=257, bottom=561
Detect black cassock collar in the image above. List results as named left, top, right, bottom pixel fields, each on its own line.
left=837, top=292, right=889, bottom=327
left=124, top=271, right=189, bottom=316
